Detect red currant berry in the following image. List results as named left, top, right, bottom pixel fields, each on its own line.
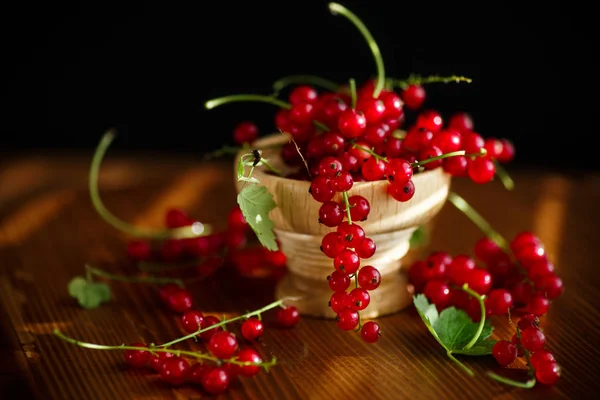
left=338, top=109, right=367, bottom=139
left=347, top=195, right=370, bottom=221
left=363, top=124, right=388, bottom=146
left=360, top=321, right=382, bottom=343
left=349, top=140, right=374, bottom=163
left=515, top=243, right=546, bottom=268
left=289, top=85, right=318, bottom=105
left=432, top=129, right=462, bottom=153
left=276, top=306, right=300, bottom=328
left=401, top=84, right=425, bottom=110
left=356, top=238, right=376, bottom=258
left=336, top=307, right=360, bottom=330
left=319, top=201, right=344, bottom=227
left=384, top=137, right=403, bottom=158
left=419, top=145, right=444, bottom=170
left=241, top=318, right=264, bottom=341
left=511, top=280, right=534, bottom=305
left=160, top=357, right=190, bottom=385
left=124, top=343, right=149, bottom=368
left=510, top=231, right=541, bottom=254
left=235, top=347, right=262, bottom=377
left=329, top=291, right=351, bottom=313
left=427, top=251, right=452, bottom=266
left=380, top=91, right=403, bottom=120
left=468, top=156, right=496, bottom=184
left=165, top=208, right=192, bottom=228
left=227, top=206, right=248, bottom=232
left=492, top=340, right=518, bottom=366
left=442, top=155, right=468, bottom=176
left=447, top=112, right=474, bottom=133
left=200, top=315, right=223, bottom=341
left=465, top=268, right=492, bottom=295
left=275, top=109, right=291, bottom=132
left=180, top=310, right=204, bottom=334
left=358, top=265, right=381, bottom=290
left=333, top=249, right=361, bottom=274
left=289, top=102, right=315, bottom=125
left=340, top=151, right=360, bottom=172
left=328, top=270, right=351, bottom=292
left=321, top=98, right=348, bottom=127
left=525, top=294, right=550, bottom=316
left=331, top=171, right=354, bottom=192
left=527, top=259, right=555, bottom=283
left=461, top=132, right=485, bottom=153
left=127, top=240, right=152, bottom=261
left=167, top=288, right=193, bottom=313
left=538, top=274, right=563, bottom=300
left=188, top=363, right=211, bottom=384
left=517, top=314, right=540, bottom=331
left=318, top=156, right=343, bottom=177
left=349, top=288, right=371, bottom=310
left=511, top=334, right=525, bottom=356
left=321, top=232, right=345, bottom=258
left=201, top=367, right=230, bottom=394
left=322, top=131, right=346, bottom=155
left=149, top=352, right=175, bottom=372
left=484, top=138, right=504, bottom=159
left=530, top=349, right=556, bottom=370
left=233, top=121, right=258, bottom=145
left=520, top=327, right=546, bottom=351
left=445, top=254, right=476, bottom=285
left=536, top=361, right=561, bottom=385
left=309, top=175, right=335, bottom=203
left=385, top=158, right=413, bottom=185
left=358, top=98, right=386, bottom=124
left=485, top=289, right=513, bottom=315
left=387, top=180, right=415, bottom=202
left=497, top=139, right=515, bottom=163
left=416, top=110, right=443, bottom=132
left=423, top=280, right=452, bottom=310
left=208, top=331, right=238, bottom=359
left=337, top=222, right=366, bottom=248
left=473, top=237, right=503, bottom=264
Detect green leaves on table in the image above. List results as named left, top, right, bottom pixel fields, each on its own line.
left=413, top=294, right=497, bottom=376
left=68, top=276, right=111, bottom=309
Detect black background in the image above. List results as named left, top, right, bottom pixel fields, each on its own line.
left=2, top=0, right=595, bottom=170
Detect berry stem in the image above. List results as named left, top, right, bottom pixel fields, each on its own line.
left=280, top=131, right=312, bottom=178
left=349, top=78, right=357, bottom=109
left=411, top=149, right=486, bottom=169
left=447, top=192, right=509, bottom=252
left=493, top=161, right=515, bottom=191
left=351, top=143, right=388, bottom=162
left=85, top=264, right=184, bottom=287
left=157, top=299, right=286, bottom=348
left=486, top=372, right=536, bottom=388
left=205, top=94, right=291, bottom=110
left=329, top=3, right=385, bottom=98
left=272, top=75, right=341, bottom=95
left=446, top=350, right=475, bottom=377
left=393, top=74, right=473, bottom=90
left=460, top=283, right=487, bottom=351
left=90, top=131, right=210, bottom=240
left=52, top=329, right=277, bottom=371
left=515, top=326, right=536, bottom=376
left=257, top=157, right=283, bottom=177
left=341, top=191, right=353, bottom=225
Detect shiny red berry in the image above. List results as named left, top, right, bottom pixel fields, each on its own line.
left=167, top=288, right=193, bottom=313
left=160, top=357, right=190, bottom=385
left=328, top=270, right=351, bottom=292
left=276, top=306, right=300, bottom=328
left=180, top=310, right=204, bottom=334
left=233, top=121, right=259, bottom=145
left=360, top=321, right=382, bottom=343
left=358, top=265, right=381, bottom=290
left=241, top=318, right=264, bottom=341
left=208, top=331, right=238, bottom=359
left=492, top=340, right=518, bottom=366
left=235, top=347, right=262, bottom=377
left=338, top=109, right=367, bottom=139
left=202, top=367, right=230, bottom=394
left=124, top=343, right=149, bottom=368
left=401, top=84, right=425, bottom=110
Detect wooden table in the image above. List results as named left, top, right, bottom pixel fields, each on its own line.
left=1, top=153, right=599, bottom=399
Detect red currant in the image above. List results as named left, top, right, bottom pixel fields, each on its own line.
left=333, top=249, right=361, bottom=274
left=235, top=347, right=262, bottom=377
left=442, top=155, right=468, bottom=176
left=233, top=121, right=259, bottom=145
left=331, top=170, right=354, bottom=192
left=510, top=231, right=541, bottom=254
left=322, top=131, right=346, bottom=155
left=167, top=288, right=193, bottom=313
left=276, top=306, right=300, bottom=328
left=160, top=357, right=190, bottom=385
left=349, top=288, right=371, bottom=310
left=337, top=222, right=365, bottom=248
left=347, top=195, right=370, bottom=221
left=329, top=291, right=351, bottom=313
left=241, top=318, right=264, bottom=340
left=227, top=206, right=248, bottom=232
left=127, top=240, right=152, bottom=261
left=208, top=331, right=238, bottom=359
left=338, top=109, right=367, bottom=139
left=319, top=201, right=344, bottom=227
left=363, top=124, right=388, bottom=146
left=423, top=280, right=452, bottom=310
left=290, top=102, right=315, bottom=125
left=289, top=85, right=318, bottom=105
left=432, top=129, right=462, bottom=153
left=180, top=310, right=204, bottom=334
left=419, top=145, right=444, bottom=170
left=356, top=238, right=376, bottom=258
left=520, top=327, right=546, bottom=351
left=380, top=91, right=403, bottom=120
left=447, top=112, right=474, bottom=133
left=149, top=352, right=174, bottom=372
left=485, top=289, right=513, bottom=315
left=321, top=232, right=345, bottom=258
left=530, top=349, right=555, bottom=370
left=465, top=268, right=492, bottom=295
left=358, top=98, right=386, bottom=124
left=361, top=157, right=387, bottom=181
left=497, top=139, right=515, bottom=163
left=468, top=156, right=496, bottom=184
left=492, top=340, right=518, bottom=366
left=538, top=274, right=563, bottom=300
left=165, top=208, right=192, bottom=228
left=360, top=321, right=382, bottom=343
left=416, top=110, right=443, bottom=132
left=387, top=180, right=415, bottom=202
left=517, top=314, right=540, bottom=331
left=358, top=265, right=381, bottom=290
left=318, top=156, right=343, bottom=177
left=401, top=84, right=425, bottom=110
left=200, top=315, right=223, bottom=341
left=461, top=132, right=485, bottom=153
left=328, top=270, right=351, bottom=292
left=202, top=367, right=230, bottom=394
left=535, top=361, right=561, bottom=385
left=525, top=294, right=550, bottom=316
left=385, top=158, right=413, bottom=185
left=124, top=343, right=149, bottom=368
left=336, top=307, right=359, bottom=330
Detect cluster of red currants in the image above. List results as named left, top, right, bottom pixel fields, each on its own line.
left=493, top=314, right=561, bottom=385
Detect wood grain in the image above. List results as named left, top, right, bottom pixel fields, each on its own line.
left=1, top=153, right=599, bottom=400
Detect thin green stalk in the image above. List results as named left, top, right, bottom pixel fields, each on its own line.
left=446, top=351, right=475, bottom=377
left=157, top=299, right=285, bottom=348
left=205, top=94, right=291, bottom=110
left=349, top=78, right=357, bottom=109
left=447, top=192, right=510, bottom=252
left=393, top=74, right=472, bottom=90
left=351, top=143, right=388, bottom=162
left=411, top=149, right=486, bottom=169
left=272, top=75, right=341, bottom=95
left=258, top=158, right=282, bottom=177
left=486, top=372, right=536, bottom=388
left=89, top=131, right=210, bottom=240
left=461, top=284, right=487, bottom=350
left=85, top=265, right=183, bottom=287
left=341, top=192, right=353, bottom=225
left=494, top=161, right=515, bottom=191
left=329, top=3, right=385, bottom=97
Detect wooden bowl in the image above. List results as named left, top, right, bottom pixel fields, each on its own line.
left=235, top=134, right=452, bottom=318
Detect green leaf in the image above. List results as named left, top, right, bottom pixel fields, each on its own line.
left=68, top=277, right=87, bottom=297
left=434, top=307, right=493, bottom=351
left=238, top=176, right=260, bottom=184
left=237, top=185, right=278, bottom=251
left=409, top=225, right=428, bottom=248
left=91, top=283, right=111, bottom=302
left=237, top=154, right=247, bottom=181
left=454, top=340, right=497, bottom=356
left=413, top=294, right=445, bottom=349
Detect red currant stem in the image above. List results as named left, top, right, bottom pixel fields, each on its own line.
left=392, top=74, right=473, bottom=90
left=493, top=161, right=515, bottom=191
left=280, top=130, right=312, bottom=178
left=411, top=148, right=486, bottom=169
left=349, top=78, right=357, bottom=109
left=341, top=191, right=353, bottom=225
left=52, top=329, right=277, bottom=371
left=515, top=326, right=535, bottom=376
left=313, top=120, right=331, bottom=132
left=486, top=372, right=536, bottom=389
left=329, top=3, right=385, bottom=98
left=85, top=264, right=184, bottom=287
left=157, top=299, right=286, bottom=348
left=90, top=131, right=210, bottom=240
left=392, top=129, right=406, bottom=140
left=460, top=283, right=487, bottom=350
left=351, top=143, right=388, bottom=162
left=447, top=192, right=510, bottom=252
left=258, top=157, right=283, bottom=177
left=272, top=74, right=341, bottom=95
left=446, top=351, right=475, bottom=377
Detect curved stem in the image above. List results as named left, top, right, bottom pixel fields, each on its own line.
left=394, top=74, right=473, bottom=89
left=342, top=192, right=353, bottom=224
left=494, top=161, right=515, bottom=191
left=461, top=284, right=486, bottom=350
left=486, top=372, right=536, bottom=388
left=86, top=265, right=184, bottom=287
left=411, top=149, right=486, bottom=169
left=313, top=120, right=331, bottom=132
left=90, top=131, right=210, bottom=239
left=351, top=143, right=388, bottom=162
left=280, top=131, right=311, bottom=178
left=446, top=351, right=475, bottom=377
left=329, top=3, right=385, bottom=97
left=349, top=78, right=357, bottom=109
left=272, top=75, right=341, bottom=94
left=205, top=94, right=291, bottom=110
left=158, top=300, right=285, bottom=348
left=258, top=158, right=282, bottom=177
left=53, top=329, right=276, bottom=370
left=447, top=192, right=510, bottom=252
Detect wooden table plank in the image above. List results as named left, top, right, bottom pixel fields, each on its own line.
left=1, top=155, right=599, bottom=399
